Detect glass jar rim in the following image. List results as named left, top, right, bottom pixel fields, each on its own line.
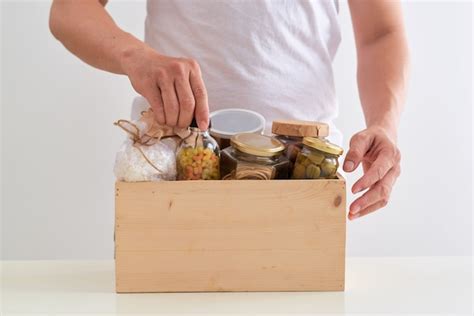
left=302, top=137, right=343, bottom=155
left=231, top=133, right=284, bottom=157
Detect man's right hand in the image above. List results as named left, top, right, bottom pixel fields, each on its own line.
left=49, top=0, right=208, bottom=129
left=120, top=47, right=209, bottom=130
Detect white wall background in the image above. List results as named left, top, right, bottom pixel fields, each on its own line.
left=1, top=0, right=472, bottom=259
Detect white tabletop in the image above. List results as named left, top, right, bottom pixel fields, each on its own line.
left=1, top=257, right=472, bottom=315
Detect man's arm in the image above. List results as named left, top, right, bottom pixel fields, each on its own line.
left=49, top=0, right=209, bottom=130
left=345, top=0, right=409, bottom=220
left=50, top=0, right=137, bottom=74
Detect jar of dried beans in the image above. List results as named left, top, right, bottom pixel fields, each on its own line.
left=176, top=119, right=220, bottom=180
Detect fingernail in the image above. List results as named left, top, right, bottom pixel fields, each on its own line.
left=343, top=161, right=354, bottom=171
left=351, top=205, right=361, bottom=214
left=351, top=213, right=361, bottom=220
left=352, top=185, right=361, bottom=194
left=199, top=120, right=208, bottom=130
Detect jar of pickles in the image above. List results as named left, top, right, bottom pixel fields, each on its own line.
left=176, top=119, right=220, bottom=180
left=271, top=120, right=329, bottom=176
left=292, top=137, right=343, bottom=180
left=221, top=133, right=289, bottom=180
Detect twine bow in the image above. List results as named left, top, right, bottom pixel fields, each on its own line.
left=114, top=119, right=164, bottom=173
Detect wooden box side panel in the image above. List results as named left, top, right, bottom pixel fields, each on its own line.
left=115, top=179, right=346, bottom=292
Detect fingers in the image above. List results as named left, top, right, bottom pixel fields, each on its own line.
left=128, top=55, right=206, bottom=128
left=189, top=62, right=209, bottom=131
left=141, top=82, right=165, bottom=125
left=352, top=148, right=395, bottom=193
left=343, top=132, right=373, bottom=172
left=348, top=200, right=387, bottom=220
left=345, top=127, right=402, bottom=219
left=154, top=58, right=205, bottom=129
left=175, top=79, right=195, bottom=128
left=350, top=166, right=398, bottom=213
left=159, top=82, right=180, bottom=127
left=349, top=166, right=400, bottom=220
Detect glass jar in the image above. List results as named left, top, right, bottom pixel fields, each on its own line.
left=292, top=137, right=343, bottom=180
left=221, top=133, right=289, bottom=180
left=272, top=120, right=329, bottom=176
left=209, top=108, right=266, bottom=149
left=274, top=135, right=304, bottom=167
left=176, top=119, right=220, bottom=180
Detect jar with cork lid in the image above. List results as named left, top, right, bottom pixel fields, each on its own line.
left=271, top=120, right=329, bottom=176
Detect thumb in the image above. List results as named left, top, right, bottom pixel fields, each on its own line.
left=343, top=132, right=372, bottom=172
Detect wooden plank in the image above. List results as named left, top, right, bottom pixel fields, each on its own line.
left=116, top=250, right=344, bottom=292
left=115, top=178, right=346, bottom=292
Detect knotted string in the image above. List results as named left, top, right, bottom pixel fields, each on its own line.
left=114, top=119, right=164, bottom=173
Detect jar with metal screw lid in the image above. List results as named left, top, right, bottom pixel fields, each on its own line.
left=271, top=120, right=329, bottom=176
left=221, top=133, right=289, bottom=180
left=292, top=137, right=343, bottom=180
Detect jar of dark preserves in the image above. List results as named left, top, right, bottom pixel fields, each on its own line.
left=221, top=133, right=289, bottom=180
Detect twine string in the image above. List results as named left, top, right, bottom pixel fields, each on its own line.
left=114, top=119, right=164, bottom=173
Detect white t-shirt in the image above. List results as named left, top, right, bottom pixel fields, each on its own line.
left=132, top=0, right=342, bottom=144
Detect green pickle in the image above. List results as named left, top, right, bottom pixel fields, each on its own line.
left=320, top=158, right=337, bottom=178
left=297, top=154, right=310, bottom=167
left=291, top=137, right=343, bottom=180
left=307, top=151, right=325, bottom=164
left=305, top=164, right=321, bottom=179
left=292, top=163, right=306, bottom=179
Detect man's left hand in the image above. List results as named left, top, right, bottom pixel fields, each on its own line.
left=343, top=126, right=401, bottom=220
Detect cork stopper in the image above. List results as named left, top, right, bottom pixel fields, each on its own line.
left=271, top=119, right=329, bottom=137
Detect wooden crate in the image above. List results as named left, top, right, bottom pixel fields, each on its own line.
left=115, top=176, right=346, bottom=293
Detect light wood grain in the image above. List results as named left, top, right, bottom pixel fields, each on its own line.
left=115, top=177, right=346, bottom=292
left=271, top=119, right=329, bottom=137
